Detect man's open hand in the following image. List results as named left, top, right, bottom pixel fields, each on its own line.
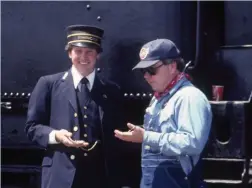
left=114, top=123, right=144, bottom=143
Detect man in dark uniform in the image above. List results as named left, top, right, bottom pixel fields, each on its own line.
left=25, top=25, right=124, bottom=188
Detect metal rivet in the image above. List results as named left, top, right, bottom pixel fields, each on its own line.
left=86, top=4, right=91, bottom=10
left=143, top=93, right=146, bottom=97
left=28, top=93, right=31, bottom=96
left=4, top=93, right=7, bottom=96
left=16, top=93, right=19, bottom=96
left=124, top=93, right=128, bottom=97
left=22, top=93, right=25, bottom=96
left=149, top=93, right=152, bottom=97
left=97, top=68, right=101, bottom=72
left=10, top=92, right=13, bottom=96
left=130, top=93, right=133, bottom=97
left=97, top=16, right=101, bottom=21
left=84, top=153, right=88, bottom=157
left=144, top=145, right=151, bottom=150
left=136, top=93, right=140, bottom=97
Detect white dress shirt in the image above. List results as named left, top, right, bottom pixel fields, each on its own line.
left=71, top=65, right=95, bottom=91
left=48, top=66, right=96, bottom=144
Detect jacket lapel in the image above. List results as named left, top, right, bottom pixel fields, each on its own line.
left=91, top=75, right=107, bottom=123
left=61, top=70, right=78, bottom=112
left=61, top=71, right=107, bottom=123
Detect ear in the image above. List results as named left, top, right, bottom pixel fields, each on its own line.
left=68, top=51, right=72, bottom=59
left=169, top=61, right=177, bottom=74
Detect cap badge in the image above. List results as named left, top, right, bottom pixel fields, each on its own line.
left=139, top=47, right=149, bottom=60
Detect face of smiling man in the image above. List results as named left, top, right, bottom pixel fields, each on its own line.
left=68, top=46, right=99, bottom=76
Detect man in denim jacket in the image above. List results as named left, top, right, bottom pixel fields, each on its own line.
left=115, top=39, right=212, bottom=188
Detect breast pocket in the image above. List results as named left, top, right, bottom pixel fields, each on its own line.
left=158, top=109, right=177, bottom=133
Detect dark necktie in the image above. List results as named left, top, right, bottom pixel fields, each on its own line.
left=77, top=77, right=90, bottom=105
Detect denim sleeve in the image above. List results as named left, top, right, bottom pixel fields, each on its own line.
left=144, top=92, right=212, bottom=156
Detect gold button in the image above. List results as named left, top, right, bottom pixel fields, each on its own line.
left=70, top=155, right=75, bottom=160
left=84, top=115, right=87, bottom=118
left=73, top=126, right=78, bottom=132
left=84, top=124, right=87, bottom=128
left=84, top=106, right=87, bottom=109
left=74, top=113, right=77, bottom=117
left=84, top=134, right=87, bottom=137
left=144, top=145, right=151, bottom=150
left=84, top=153, right=88, bottom=157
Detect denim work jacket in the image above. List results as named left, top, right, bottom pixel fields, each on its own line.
left=141, top=77, right=212, bottom=188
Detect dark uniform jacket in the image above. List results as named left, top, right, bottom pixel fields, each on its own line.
left=25, top=69, right=126, bottom=188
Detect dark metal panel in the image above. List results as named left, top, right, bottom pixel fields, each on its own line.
left=186, top=1, right=225, bottom=99
left=206, top=102, right=247, bottom=158
left=214, top=47, right=252, bottom=101
left=1, top=2, right=186, bottom=187
left=1, top=1, right=181, bottom=94
left=225, top=1, right=252, bottom=45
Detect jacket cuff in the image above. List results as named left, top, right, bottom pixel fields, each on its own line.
left=143, top=130, right=161, bottom=149
left=48, top=130, right=60, bottom=144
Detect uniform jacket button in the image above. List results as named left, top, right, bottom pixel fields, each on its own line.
left=70, top=155, right=75, bottom=160
left=73, top=126, right=78, bottom=132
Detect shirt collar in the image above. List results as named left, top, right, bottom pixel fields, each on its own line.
left=71, top=65, right=95, bottom=90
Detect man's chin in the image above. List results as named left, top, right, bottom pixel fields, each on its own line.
left=152, top=87, right=162, bottom=93
left=76, top=66, right=94, bottom=76
left=152, top=88, right=158, bottom=92
left=150, top=85, right=157, bottom=91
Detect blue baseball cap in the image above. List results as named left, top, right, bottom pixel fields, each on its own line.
left=132, top=39, right=181, bottom=70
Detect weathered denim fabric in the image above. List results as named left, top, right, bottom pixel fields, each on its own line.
left=141, top=77, right=212, bottom=188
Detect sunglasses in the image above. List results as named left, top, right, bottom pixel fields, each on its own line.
left=141, top=63, right=164, bottom=76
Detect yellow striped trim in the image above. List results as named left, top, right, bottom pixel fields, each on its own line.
left=68, top=40, right=100, bottom=46
left=67, top=32, right=101, bottom=39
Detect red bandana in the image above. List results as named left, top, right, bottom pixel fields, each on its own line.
left=154, top=73, right=191, bottom=99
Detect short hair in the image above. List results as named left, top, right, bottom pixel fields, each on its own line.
left=65, top=44, right=73, bottom=52
left=162, top=58, right=185, bottom=72
left=65, top=44, right=101, bottom=53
